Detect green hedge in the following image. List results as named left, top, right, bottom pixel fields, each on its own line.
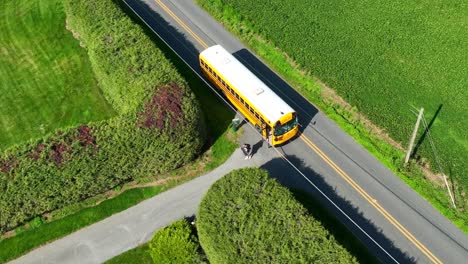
left=197, top=168, right=357, bottom=263
left=149, top=219, right=202, bottom=264
left=0, top=0, right=205, bottom=233
left=65, top=0, right=184, bottom=114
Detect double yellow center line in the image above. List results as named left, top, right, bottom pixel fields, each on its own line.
left=155, top=0, right=208, bottom=49
left=300, top=134, right=442, bottom=264
left=153, top=0, right=442, bottom=263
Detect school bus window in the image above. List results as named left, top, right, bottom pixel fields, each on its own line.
left=240, top=98, right=244, bottom=104
left=201, top=60, right=205, bottom=66
left=222, top=80, right=226, bottom=86
left=209, top=68, right=212, bottom=73
left=255, top=113, right=259, bottom=118
left=235, top=93, right=240, bottom=99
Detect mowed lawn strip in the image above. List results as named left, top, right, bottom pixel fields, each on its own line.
left=0, top=0, right=115, bottom=151
left=0, top=186, right=164, bottom=264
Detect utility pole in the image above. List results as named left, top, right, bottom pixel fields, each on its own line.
left=405, top=108, right=424, bottom=164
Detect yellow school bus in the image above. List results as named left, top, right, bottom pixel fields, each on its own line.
left=199, top=45, right=299, bottom=146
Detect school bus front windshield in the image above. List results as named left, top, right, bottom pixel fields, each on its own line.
left=274, top=117, right=298, bottom=136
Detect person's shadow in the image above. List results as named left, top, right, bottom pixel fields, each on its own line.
left=252, top=139, right=264, bottom=156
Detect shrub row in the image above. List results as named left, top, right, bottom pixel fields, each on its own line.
left=0, top=0, right=205, bottom=233
left=65, top=0, right=184, bottom=114
left=197, top=168, right=357, bottom=263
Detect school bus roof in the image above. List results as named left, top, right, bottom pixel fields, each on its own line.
left=200, top=45, right=294, bottom=124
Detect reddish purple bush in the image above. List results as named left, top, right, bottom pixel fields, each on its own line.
left=77, top=125, right=96, bottom=147
left=29, top=143, right=45, bottom=161
left=49, top=142, right=70, bottom=166
left=0, top=157, right=18, bottom=174
left=137, top=83, right=184, bottom=130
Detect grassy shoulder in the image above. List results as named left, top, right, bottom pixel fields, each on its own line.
left=193, top=0, right=468, bottom=196
left=0, top=0, right=115, bottom=151
left=195, top=0, right=467, bottom=233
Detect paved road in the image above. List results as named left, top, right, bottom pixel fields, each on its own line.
left=11, top=0, right=467, bottom=263
left=119, top=0, right=467, bottom=263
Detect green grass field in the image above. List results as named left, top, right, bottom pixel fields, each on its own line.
left=0, top=0, right=115, bottom=151
left=197, top=0, right=468, bottom=207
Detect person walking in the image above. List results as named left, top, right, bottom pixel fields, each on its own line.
left=241, top=143, right=253, bottom=159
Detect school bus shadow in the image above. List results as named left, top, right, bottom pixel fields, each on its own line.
left=260, top=155, right=417, bottom=264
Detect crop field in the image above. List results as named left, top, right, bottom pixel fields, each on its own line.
left=0, top=0, right=115, bottom=151
left=198, top=0, right=468, bottom=200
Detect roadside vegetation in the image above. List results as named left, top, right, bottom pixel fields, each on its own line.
left=0, top=0, right=239, bottom=261
left=0, top=0, right=115, bottom=151
left=198, top=168, right=359, bottom=263
left=196, top=0, right=468, bottom=232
